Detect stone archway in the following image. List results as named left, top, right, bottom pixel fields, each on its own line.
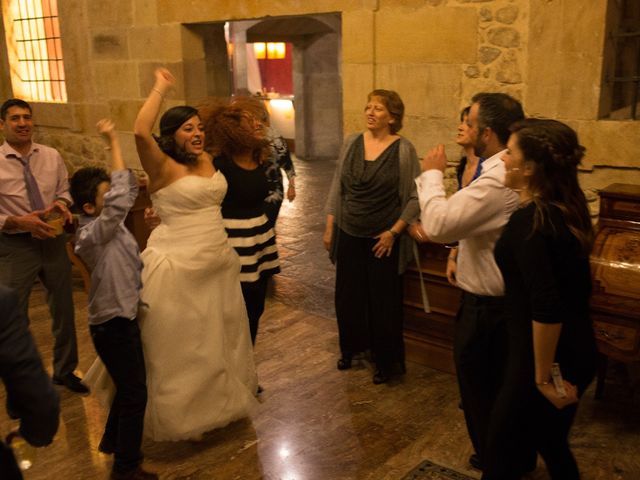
left=191, top=13, right=342, bottom=161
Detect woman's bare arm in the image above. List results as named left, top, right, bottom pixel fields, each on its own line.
left=133, top=68, right=175, bottom=184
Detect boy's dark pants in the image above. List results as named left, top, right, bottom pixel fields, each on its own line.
left=90, top=317, right=147, bottom=474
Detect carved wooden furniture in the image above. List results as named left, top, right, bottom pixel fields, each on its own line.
left=124, top=184, right=152, bottom=251
left=590, top=183, right=640, bottom=398
left=403, top=242, right=460, bottom=373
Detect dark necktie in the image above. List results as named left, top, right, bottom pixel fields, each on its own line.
left=18, top=156, right=45, bottom=211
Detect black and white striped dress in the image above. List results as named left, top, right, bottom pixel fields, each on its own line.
left=214, top=156, right=280, bottom=283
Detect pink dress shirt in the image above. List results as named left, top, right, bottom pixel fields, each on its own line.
left=0, top=141, right=72, bottom=233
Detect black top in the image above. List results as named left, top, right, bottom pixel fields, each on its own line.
left=494, top=203, right=597, bottom=388
left=341, top=135, right=401, bottom=237
left=214, top=156, right=270, bottom=219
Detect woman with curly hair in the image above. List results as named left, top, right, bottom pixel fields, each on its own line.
left=200, top=96, right=280, bottom=345
left=485, top=119, right=597, bottom=479
left=88, top=68, right=258, bottom=443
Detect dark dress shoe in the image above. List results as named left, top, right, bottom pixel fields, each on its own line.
left=98, top=438, right=115, bottom=455
left=336, top=355, right=352, bottom=370
left=110, top=466, right=158, bottom=480
left=372, top=369, right=389, bottom=384
left=469, top=453, right=483, bottom=470
left=53, top=373, right=90, bottom=394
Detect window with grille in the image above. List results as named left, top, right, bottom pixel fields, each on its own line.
left=2, top=0, right=67, bottom=102
left=601, top=0, right=640, bottom=119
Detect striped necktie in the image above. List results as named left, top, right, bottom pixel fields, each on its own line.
left=18, top=156, right=46, bottom=211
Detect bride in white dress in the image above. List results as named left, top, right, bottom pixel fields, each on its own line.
left=88, top=68, right=257, bottom=441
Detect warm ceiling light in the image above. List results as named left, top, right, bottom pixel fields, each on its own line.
left=267, top=42, right=286, bottom=59
left=253, top=42, right=266, bottom=59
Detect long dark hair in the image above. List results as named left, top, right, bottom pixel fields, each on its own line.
left=510, top=118, right=593, bottom=255
left=154, top=106, right=200, bottom=166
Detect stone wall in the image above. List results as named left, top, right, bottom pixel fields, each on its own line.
left=0, top=0, right=637, bottom=211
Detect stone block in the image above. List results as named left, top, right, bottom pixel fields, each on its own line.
left=92, top=30, right=129, bottom=60
left=31, top=102, right=72, bottom=129
left=495, top=5, right=519, bottom=25
left=87, top=0, right=133, bottom=28
left=479, top=7, right=493, bottom=22
left=342, top=10, right=374, bottom=63
left=574, top=120, right=640, bottom=169
left=375, top=7, right=477, bottom=64
left=579, top=167, right=640, bottom=195
left=343, top=111, right=364, bottom=136
left=556, top=52, right=602, bottom=119
left=526, top=0, right=568, bottom=117
left=342, top=63, right=374, bottom=113
left=495, top=51, right=522, bottom=84
left=58, top=1, right=94, bottom=101
left=108, top=100, right=145, bottom=133
left=487, top=27, right=520, bottom=48
left=181, top=25, right=206, bottom=61
left=376, top=63, right=461, bottom=119
left=479, top=46, right=501, bottom=65
left=183, top=60, right=208, bottom=105
left=133, top=0, right=159, bottom=25
left=464, top=65, right=481, bottom=78
left=70, top=103, right=112, bottom=136
left=401, top=117, right=460, bottom=161
left=129, top=25, right=183, bottom=61
left=118, top=133, right=144, bottom=170
left=94, top=62, right=140, bottom=100
left=156, top=0, right=364, bottom=23
left=560, top=0, right=607, bottom=54
left=138, top=61, right=185, bottom=99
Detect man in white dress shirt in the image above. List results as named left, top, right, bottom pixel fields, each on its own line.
left=416, top=93, right=524, bottom=472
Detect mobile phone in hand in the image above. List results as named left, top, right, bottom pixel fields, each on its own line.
left=550, top=363, right=567, bottom=398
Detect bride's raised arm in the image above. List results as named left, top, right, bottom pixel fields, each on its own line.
left=134, top=68, right=175, bottom=184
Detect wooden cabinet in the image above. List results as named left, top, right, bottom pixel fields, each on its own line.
left=403, top=242, right=461, bottom=373
left=590, top=183, right=640, bottom=396
left=124, top=184, right=152, bottom=251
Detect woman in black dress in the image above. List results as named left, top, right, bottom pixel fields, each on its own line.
left=200, top=97, right=280, bottom=345
left=486, top=119, right=597, bottom=479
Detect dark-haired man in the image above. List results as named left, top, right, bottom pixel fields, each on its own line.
left=416, top=93, right=527, bottom=474
left=0, top=98, right=87, bottom=393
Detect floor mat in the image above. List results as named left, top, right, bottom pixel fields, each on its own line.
left=401, top=460, right=478, bottom=480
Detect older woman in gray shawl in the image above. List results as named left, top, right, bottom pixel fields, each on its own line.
left=323, top=89, right=421, bottom=384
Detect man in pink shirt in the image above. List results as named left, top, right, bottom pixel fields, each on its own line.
left=0, top=98, right=87, bottom=394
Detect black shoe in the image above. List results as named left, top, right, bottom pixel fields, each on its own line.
left=98, top=437, right=115, bottom=455
left=469, top=453, right=482, bottom=470
left=53, top=373, right=90, bottom=394
left=337, top=355, right=352, bottom=370
left=372, top=369, right=389, bottom=384
left=398, top=361, right=407, bottom=374
left=110, top=466, right=158, bottom=479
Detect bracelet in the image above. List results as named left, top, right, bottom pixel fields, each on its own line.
left=536, top=381, right=551, bottom=386
left=388, top=229, right=398, bottom=238
left=152, top=88, right=165, bottom=99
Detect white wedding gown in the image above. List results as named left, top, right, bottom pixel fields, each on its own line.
left=86, top=172, right=258, bottom=441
